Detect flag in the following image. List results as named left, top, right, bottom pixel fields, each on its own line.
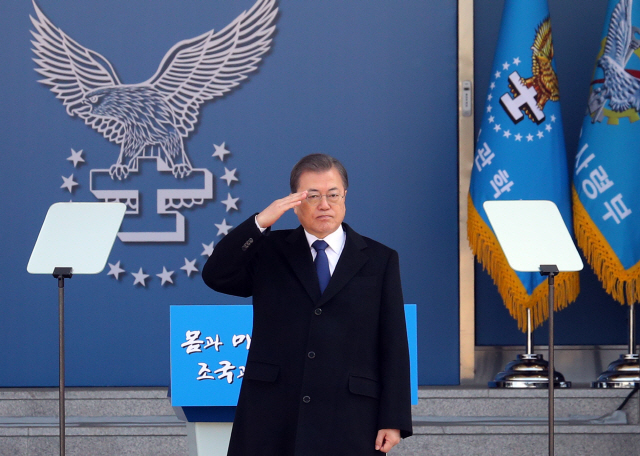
left=573, top=0, right=640, bottom=305
left=468, top=0, right=579, bottom=330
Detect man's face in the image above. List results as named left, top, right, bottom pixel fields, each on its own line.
left=294, top=167, right=347, bottom=239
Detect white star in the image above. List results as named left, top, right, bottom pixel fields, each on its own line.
left=486, top=105, right=493, bottom=113
left=202, top=242, right=215, bottom=257
left=61, top=174, right=78, bottom=193
left=537, top=131, right=544, bottom=139
left=494, top=70, right=501, bottom=78
left=107, top=261, right=125, bottom=280
left=67, top=149, right=85, bottom=168
left=215, top=219, right=233, bottom=236
left=545, top=124, right=553, bottom=132
left=490, top=82, right=496, bottom=89
left=551, top=114, right=557, bottom=122
left=221, top=193, right=239, bottom=212
left=488, top=115, right=495, bottom=124
left=526, top=133, right=534, bottom=142
left=503, top=130, right=511, bottom=138
left=493, top=123, right=501, bottom=132
left=487, top=94, right=493, bottom=101
left=514, top=133, right=522, bottom=141
left=502, top=61, right=510, bottom=70
left=212, top=142, right=231, bottom=161
left=181, top=258, right=199, bottom=277
left=513, top=57, right=521, bottom=66
left=220, top=167, right=239, bottom=186
left=132, top=268, right=150, bottom=287
left=157, top=267, right=174, bottom=286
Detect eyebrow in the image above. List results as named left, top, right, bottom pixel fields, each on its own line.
left=307, top=187, right=340, bottom=192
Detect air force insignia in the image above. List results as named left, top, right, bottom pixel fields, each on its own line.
left=588, top=0, right=640, bottom=123
left=31, top=0, right=277, bottom=247
left=30, top=0, right=278, bottom=181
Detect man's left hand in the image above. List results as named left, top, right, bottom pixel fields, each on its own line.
left=375, top=428, right=401, bottom=453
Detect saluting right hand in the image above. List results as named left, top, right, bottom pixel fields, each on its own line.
left=256, top=191, right=307, bottom=229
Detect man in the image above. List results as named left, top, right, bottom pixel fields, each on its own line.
left=203, top=154, right=412, bottom=455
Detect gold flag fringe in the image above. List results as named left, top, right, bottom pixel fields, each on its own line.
left=467, top=195, right=580, bottom=331
left=573, top=186, right=640, bottom=305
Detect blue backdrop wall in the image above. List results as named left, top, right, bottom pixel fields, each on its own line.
left=0, top=0, right=459, bottom=386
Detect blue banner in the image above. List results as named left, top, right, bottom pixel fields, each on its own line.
left=573, top=0, right=640, bottom=305
left=468, top=0, right=579, bottom=329
left=170, top=305, right=419, bottom=407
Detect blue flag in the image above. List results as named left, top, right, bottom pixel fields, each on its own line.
left=468, top=0, right=579, bottom=330
left=573, top=0, right=640, bottom=305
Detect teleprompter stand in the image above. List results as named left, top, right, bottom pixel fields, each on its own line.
left=27, top=203, right=126, bottom=456
left=53, top=267, right=72, bottom=456
left=483, top=200, right=583, bottom=456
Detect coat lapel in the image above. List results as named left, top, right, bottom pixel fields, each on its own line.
left=283, top=226, right=322, bottom=302
left=317, top=223, right=368, bottom=307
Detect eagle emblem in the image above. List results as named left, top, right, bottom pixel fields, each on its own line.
left=521, top=16, right=559, bottom=114
left=30, top=0, right=278, bottom=180
left=588, top=0, right=640, bottom=123
left=499, top=16, right=559, bottom=125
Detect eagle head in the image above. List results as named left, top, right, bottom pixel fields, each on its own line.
left=83, top=87, right=117, bottom=117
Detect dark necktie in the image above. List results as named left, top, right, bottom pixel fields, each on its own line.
left=312, top=240, right=330, bottom=293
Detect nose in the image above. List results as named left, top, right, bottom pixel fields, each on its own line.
left=317, top=195, right=331, bottom=209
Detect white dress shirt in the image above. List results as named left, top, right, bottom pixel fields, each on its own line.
left=255, top=216, right=346, bottom=275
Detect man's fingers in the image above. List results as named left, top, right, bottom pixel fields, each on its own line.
left=375, top=429, right=401, bottom=453
left=283, top=191, right=307, bottom=207
left=256, top=192, right=307, bottom=228
left=374, top=430, right=384, bottom=451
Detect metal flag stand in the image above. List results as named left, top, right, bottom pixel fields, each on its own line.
left=483, top=200, right=583, bottom=456
left=489, top=308, right=570, bottom=389
left=27, top=203, right=126, bottom=456
left=593, top=303, right=640, bottom=388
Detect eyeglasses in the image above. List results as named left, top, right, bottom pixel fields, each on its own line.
left=305, top=192, right=345, bottom=206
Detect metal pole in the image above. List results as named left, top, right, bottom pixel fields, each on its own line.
left=526, top=308, right=533, bottom=355
left=548, top=273, right=555, bottom=456
left=58, top=276, right=65, bottom=456
left=630, top=303, right=636, bottom=356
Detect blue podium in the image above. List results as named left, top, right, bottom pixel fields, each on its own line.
left=170, top=305, right=418, bottom=455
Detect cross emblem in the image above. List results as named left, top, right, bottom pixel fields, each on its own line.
left=90, top=157, right=214, bottom=242
left=500, top=71, right=545, bottom=125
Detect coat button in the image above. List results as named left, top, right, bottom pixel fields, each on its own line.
left=314, top=308, right=322, bottom=315
left=302, top=396, right=311, bottom=403
left=308, top=351, right=316, bottom=359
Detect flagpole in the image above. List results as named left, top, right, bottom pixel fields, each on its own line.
left=629, top=304, right=636, bottom=357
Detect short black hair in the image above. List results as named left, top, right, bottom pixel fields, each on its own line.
left=289, top=153, right=349, bottom=193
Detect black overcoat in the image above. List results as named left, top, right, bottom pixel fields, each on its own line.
left=202, top=215, right=413, bottom=456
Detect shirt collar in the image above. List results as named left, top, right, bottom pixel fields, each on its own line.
left=304, top=224, right=345, bottom=253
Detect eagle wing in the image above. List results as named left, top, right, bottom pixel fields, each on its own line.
left=604, top=0, right=633, bottom=66
left=530, top=17, right=559, bottom=105
left=146, top=0, right=278, bottom=137
left=30, top=1, right=126, bottom=145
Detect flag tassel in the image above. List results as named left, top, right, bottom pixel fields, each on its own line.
left=573, top=187, right=640, bottom=305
